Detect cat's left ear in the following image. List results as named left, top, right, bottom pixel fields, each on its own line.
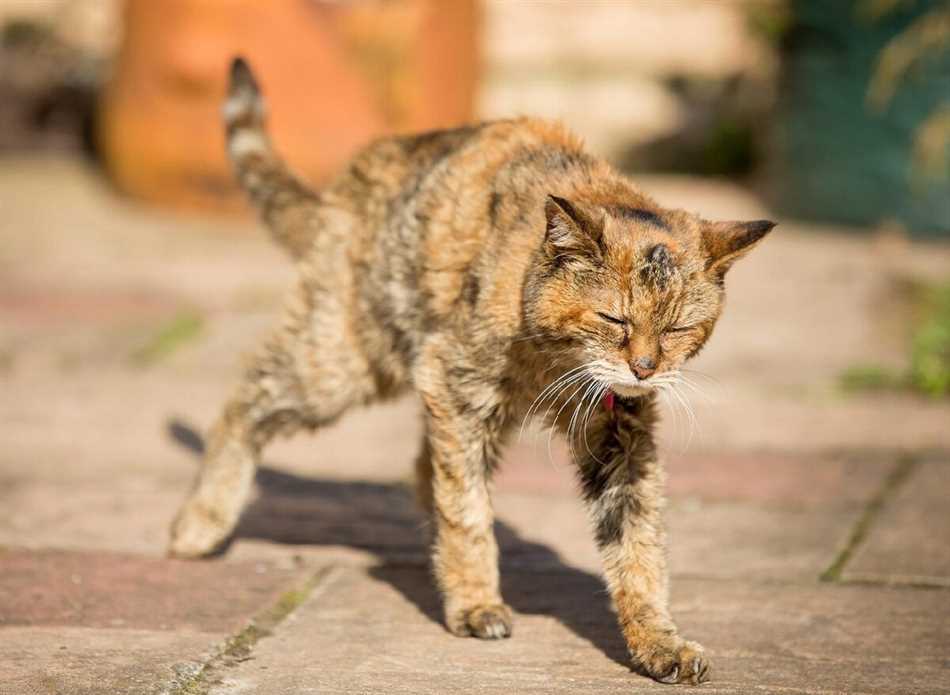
left=701, top=219, right=775, bottom=281
left=543, top=195, right=604, bottom=261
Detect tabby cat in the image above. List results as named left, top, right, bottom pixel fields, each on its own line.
left=169, top=57, right=774, bottom=686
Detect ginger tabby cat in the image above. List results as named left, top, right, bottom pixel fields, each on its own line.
left=170, top=58, right=775, bottom=685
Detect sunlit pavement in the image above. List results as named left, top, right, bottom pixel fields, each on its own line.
left=1, top=160, right=948, bottom=694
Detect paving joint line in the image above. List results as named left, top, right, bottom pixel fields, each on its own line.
left=834, top=573, right=950, bottom=590
left=819, top=453, right=919, bottom=583
left=163, top=564, right=343, bottom=695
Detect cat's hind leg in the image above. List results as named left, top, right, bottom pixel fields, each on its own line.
left=168, top=335, right=311, bottom=558
left=169, top=292, right=373, bottom=558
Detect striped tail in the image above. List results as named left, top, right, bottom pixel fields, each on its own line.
left=223, top=57, right=320, bottom=260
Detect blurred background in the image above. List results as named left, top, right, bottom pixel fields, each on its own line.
left=1, top=3, right=949, bottom=692
left=2, top=0, right=949, bottom=229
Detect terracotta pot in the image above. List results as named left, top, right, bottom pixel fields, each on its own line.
left=99, top=0, right=480, bottom=213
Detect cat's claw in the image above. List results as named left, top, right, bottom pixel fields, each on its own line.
left=633, top=638, right=709, bottom=686
left=448, top=603, right=513, bottom=640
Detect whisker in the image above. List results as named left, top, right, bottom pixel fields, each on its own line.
left=680, top=375, right=718, bottom=405
left=537, top=368, right=593, bottom=428
left=667, top=381, right=697, bottom=450
left=546, top=375, right=593, bottom=468
left=567, top=379, right=600, bottom=463
left=532, top=375, right=591, bottom=468
left=655, top=382, right=686, bottom=450
left=662, top=382, right=687, bottom=448
left=680, top=367, right=721, bottom=385
left=518, top=364, right=591, bottom=441
left=581, top=381, right=608, bottom=464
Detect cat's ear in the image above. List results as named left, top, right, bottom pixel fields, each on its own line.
left=543, top=195, right=603, bottom=261
left=701, top=219, right=775, bottom=281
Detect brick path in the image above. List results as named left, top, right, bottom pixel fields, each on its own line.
left=1, top=161, right=948, bottom=694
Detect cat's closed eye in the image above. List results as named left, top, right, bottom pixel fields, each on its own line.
left=597, top=312, right=625, bottom=325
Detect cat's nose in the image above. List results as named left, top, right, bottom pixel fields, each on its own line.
left=630, top=356, right=656, bottom=380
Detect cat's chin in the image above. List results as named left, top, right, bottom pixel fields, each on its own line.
left=610, top=383, right=652, bottom=398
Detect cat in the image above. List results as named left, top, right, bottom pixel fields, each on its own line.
left=169, top=57, right=774, bottom=686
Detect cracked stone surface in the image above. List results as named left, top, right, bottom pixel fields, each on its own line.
left=844, top=456, right=950, bottom=585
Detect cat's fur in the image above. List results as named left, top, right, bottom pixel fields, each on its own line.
left=170, top=57, right=774, bottom=686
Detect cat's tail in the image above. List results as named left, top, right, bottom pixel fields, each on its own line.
left=223, top=56, right=319, bottom=260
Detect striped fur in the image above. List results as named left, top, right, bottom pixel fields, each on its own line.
left=223, top=57, right=320, bottom=260
left=171, top=56, right=774, bottom=686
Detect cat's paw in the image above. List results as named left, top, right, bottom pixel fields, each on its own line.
left=167, top=504, right=231, bottom=558
left=632, top=637, right=709, bottom=686
left=447, top=603, right=513, bottom=639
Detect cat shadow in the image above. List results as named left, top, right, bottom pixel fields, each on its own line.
left=168, top=420, right=629, bottom=669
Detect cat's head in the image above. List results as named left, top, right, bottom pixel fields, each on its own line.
left=525, top=193, right=773, bottom=398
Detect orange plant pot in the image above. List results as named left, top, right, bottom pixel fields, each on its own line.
left=99, top=0, right=480, bottom=213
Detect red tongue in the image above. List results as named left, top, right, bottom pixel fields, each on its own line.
left=603, top=391, right=615, bottom=411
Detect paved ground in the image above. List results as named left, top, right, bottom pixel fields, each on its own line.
left=1, top=159, right=949, bottom=694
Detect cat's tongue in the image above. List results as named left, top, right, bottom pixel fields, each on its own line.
left=602, top=391, right=615, bottom=411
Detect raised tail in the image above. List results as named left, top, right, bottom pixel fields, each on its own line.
left=223, top=57, right=319, bottom=260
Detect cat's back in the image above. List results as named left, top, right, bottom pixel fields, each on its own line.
left=322, top=118, right=598, bottom=352
left=326, top=117, right=586, bottom=220
left=322, top=116, right=589, bottom=285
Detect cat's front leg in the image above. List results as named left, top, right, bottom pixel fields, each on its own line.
left=576, top=398, right=709, bottom=685
left=415, top=353, right=512, bottom=640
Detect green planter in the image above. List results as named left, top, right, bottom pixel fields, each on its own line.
left=775, top=0, right=950, bottom=237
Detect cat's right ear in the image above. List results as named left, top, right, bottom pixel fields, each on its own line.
left=701, top=219, right=775, bottom=282
left=543, top=195, right=603, bottom=261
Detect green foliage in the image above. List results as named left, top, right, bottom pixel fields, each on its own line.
left=745, top=0, right=793, bottom=44
left=778, top=0, right=950, bottom=235
left=702, top=118, right=756, bottom=177
left=840, top=280, right=950, bottom=398
left=839, top=364, right=904, bottom=392
left=908, top=282, right=950, bottom=396
left=131, top=311, right=204, bottom=366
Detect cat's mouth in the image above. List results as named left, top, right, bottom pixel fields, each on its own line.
left=609, top=381, right=653, bottom=398
left=581, top=360, right=657, bottom=399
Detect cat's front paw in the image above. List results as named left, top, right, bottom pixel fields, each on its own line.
left=632, top=637, right=709, bottom=686
left=167, top=503, right=232, bottom=558
left=447, top=602, right=513, bottom=639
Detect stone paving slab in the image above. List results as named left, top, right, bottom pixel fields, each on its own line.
left=0, top=479, right=184, bottom=557
left=224, top=467, right=878, bottom=583
left=492, top=448, right=893, bottom=582
left=669, top=501, right=860, bottom=581
left=497, top=442, right=894, bottom=508
left=664, top=451, right=894, bottom=509
left=0, top=549, right=313, bottom=695
left=0, top=626, right=213, bottom=695
left=0, top=387, right=422, bottom=557
left=207, top=565, right=950, bottom=695
left=0, top=428, right=890, bottom=586
left=0, top=379, right=894, bottom=587
left=492, top=491, right=875, bottom=582
left=0, top=549, right=307, bottom=632
left=225, top=442, right=890, bottom=582
left=845, top=456, right=950, bottom=585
